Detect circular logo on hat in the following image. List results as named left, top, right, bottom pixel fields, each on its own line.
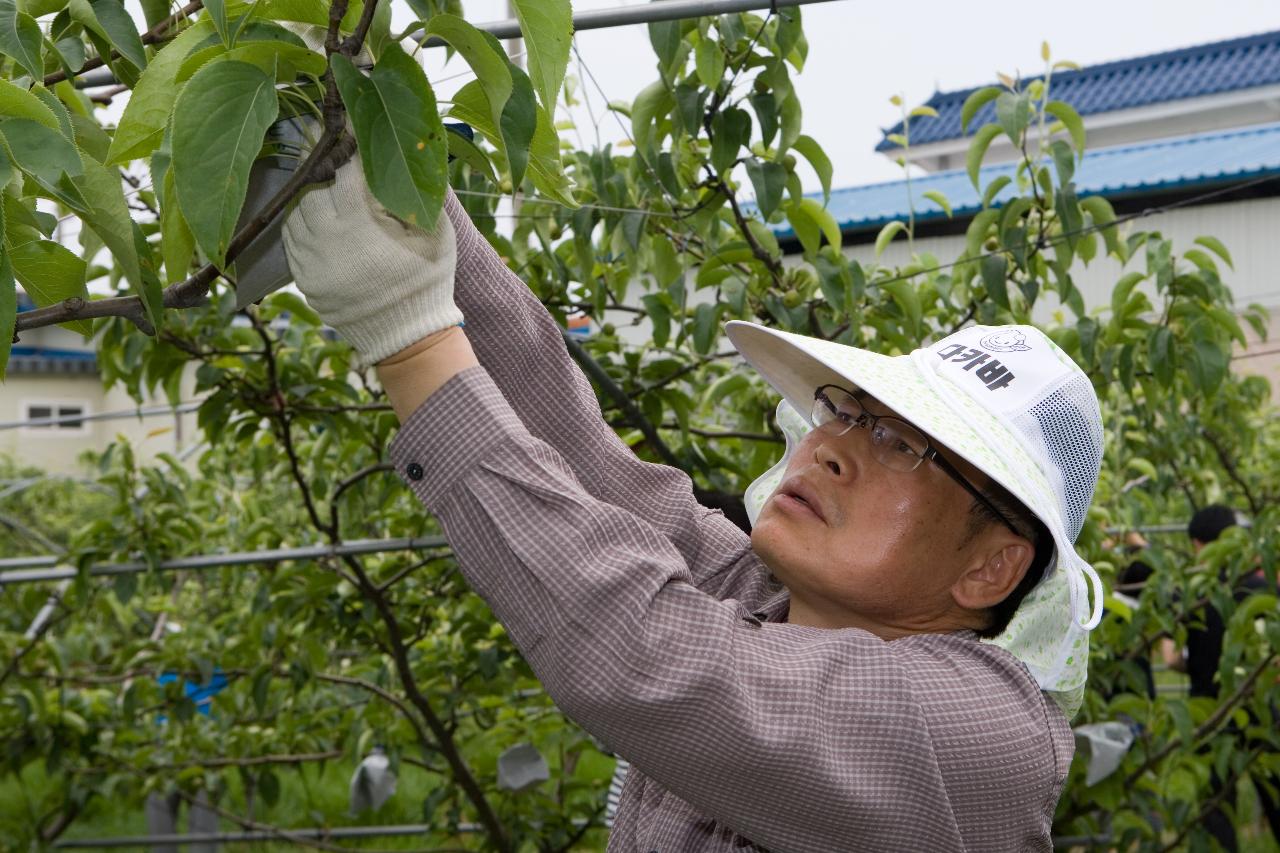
left=980, top=330, right=1032, bottom=352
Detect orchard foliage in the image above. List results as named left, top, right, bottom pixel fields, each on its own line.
left=0, top=1, right=1277, bottom=850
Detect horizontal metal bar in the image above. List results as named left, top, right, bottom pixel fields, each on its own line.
left=53, top=823, right=484, bottom=847
left=0, top=536, right=450, bottom=585
left=0, top=401, right=201, bottom=431
left=77, top=0, right=841, bottom=87
left=421, top=0, right=839, bottom=46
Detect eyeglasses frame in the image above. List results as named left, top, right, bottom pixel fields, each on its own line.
left=811, top=384, right=1023, bottom=537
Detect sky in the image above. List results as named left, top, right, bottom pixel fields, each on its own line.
left=418, top=0, right=1280, bottom=192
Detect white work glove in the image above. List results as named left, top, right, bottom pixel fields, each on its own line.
left=282, top=154, right=464, bottom=366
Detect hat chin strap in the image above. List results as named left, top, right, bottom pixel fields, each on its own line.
left=908, top=351, right=1102, bottom=631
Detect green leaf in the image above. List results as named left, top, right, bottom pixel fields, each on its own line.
left=922, top=189, right=951, bottom=218
left=160, top=169, right=194, bottom=285
left=695, top=36, right=723, bottom=88
left=791, top=135, right=830, bottom=204
left=710, top=107, right=751, bottom=174
left=21, top=0, right=68, bottom=15
left=750, top=91, right=777, bottom=145
left=73, top=0, right=146, bottom=71
left=204, top=0, right=229, bottom=45
left=445, top=124, right=497, bottom=184
left=1044, top=100, right=1086, bottom=155
left=1110, top=271, right=1145, bottom=320
left=107, top=21, right=216, bottom=164
left=647, top=18, right=681, bottom=79
left=0, top=0, right=45, bottom=82
left=1080, top=195, right=1121, bottom=258
left=981, top=253, right=1009, bottom=310
left=1049, top=138, right=1074, bottom=186
left=425, top=15, right=512, bottom=136
left=981, top=174, right=1011, bottom=209
left=692, top=301, right=718, bottom=355
left=9, top=239, right=91, bottom=337
left=0, top=246, right=12, bottom=379
left=172, top=59, right=278, bottom=266
left=1147, top=325, right=1174, bottom=386
left=798, top=197, right=840, bottom=251
left=874, top=220, right=906, bottom=257
left=448, top=79, right=575, bottom=207
left=497, top=57, right=536, bottom=190
left=744, top=158, right=785, bottom=220
left=642, top=293, right=670, bottom=347
left=628, top=79, right=670, bottom=158
left=994, top=91, right=1031, bottom=144
left=959, top=87, right=1000, bottom=134
left=1193, top=235, right=1234, bottom=271
left=883, top=279, right=921, bottom=336
left=30, top=86, right=75, bottom=143
left=67, top=156, right=145, bottom=319
left=0, top=118, right=83, bottom=185
left=1189, top=339, right=1228, bottom=394
left=510, top=0, right=570, bottom=114
left=334, top=44, right=446, bottom=229
left=777, top=90, right=802, bottom=155
left=0, top=78, right=61, bottom=130
left=967, top=124, right=1001, bottom=190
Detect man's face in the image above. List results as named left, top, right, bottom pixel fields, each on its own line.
left=749, top=392, right=1000, bottom=636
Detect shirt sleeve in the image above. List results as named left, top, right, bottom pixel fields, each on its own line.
left=390, top=366, right=1065, bottom=852
left=449, top=213, right=764, bottom=603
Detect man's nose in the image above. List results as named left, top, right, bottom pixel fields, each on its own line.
left=813, top=431, right=863, bottom=479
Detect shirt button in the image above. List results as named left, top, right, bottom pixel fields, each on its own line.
left=405, top=462, right=424, bottom=481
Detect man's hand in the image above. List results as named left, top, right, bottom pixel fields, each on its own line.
left=282, top=154, right=463, bottom=366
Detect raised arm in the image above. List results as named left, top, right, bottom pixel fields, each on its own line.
left=439, top=191, right=757, bottom=595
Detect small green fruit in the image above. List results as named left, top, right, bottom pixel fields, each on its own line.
left=602, top=323, right=617, bottom=336
left=782, top=288, right=802, bottom=308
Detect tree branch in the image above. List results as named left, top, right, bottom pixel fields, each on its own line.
left=1201, top=428, right=1263, bottom=516
left=147, top=749, right=343, bottom=771
left=1123, top=652, right=1276, bottom=787
left=1158, top=746, right=1264, bottom=853
left=339, top=554, right=511, bottom=851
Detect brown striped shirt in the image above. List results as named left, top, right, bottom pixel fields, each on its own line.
left=385, top=195, right=1074, bottom=852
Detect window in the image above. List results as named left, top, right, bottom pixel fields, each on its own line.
left=22, top=402, right=88, bottom=432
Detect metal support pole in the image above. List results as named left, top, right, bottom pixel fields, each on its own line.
left=75, top=0, right=843, bottom=87
left=52, top=823, right=485, bottom=848
left=0, top=536, right=450, bottom=585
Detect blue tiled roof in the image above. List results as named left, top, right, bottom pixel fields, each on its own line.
left=776, top=121, right=1280, bottom=239
left=11, top=347, right=96, bottom=362
left=878, top=30, right=1280, bottom=151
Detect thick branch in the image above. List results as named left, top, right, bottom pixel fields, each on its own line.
left=15, top=108, right=354, bottom=336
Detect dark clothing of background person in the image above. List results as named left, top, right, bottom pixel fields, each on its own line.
left=1114, top=558, right=1156, bottom=700
left=1182, top=505, right=1279, bottom=852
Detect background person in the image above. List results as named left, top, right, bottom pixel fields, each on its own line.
left=1161, top=505, right=1279, bottom=851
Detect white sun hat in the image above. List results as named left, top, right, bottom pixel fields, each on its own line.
left=724, top=320, right=1105, bottom=717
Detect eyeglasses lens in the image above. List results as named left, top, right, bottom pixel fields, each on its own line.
left=813, top=387, right=929, bottom=472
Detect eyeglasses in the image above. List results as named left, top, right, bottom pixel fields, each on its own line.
left=811, top=385, right=1021, bottom=536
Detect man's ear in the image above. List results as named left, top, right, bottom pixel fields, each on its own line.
left=951, top=540, right=1034, bottom=611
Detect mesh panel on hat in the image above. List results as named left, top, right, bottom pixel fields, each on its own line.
left=1008, top=373, right=1103, bottom=542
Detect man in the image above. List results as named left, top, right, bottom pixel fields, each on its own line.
left=1162, top=505, right=1279, bottom=851
left=282, top=159, right=1105, bottom=851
